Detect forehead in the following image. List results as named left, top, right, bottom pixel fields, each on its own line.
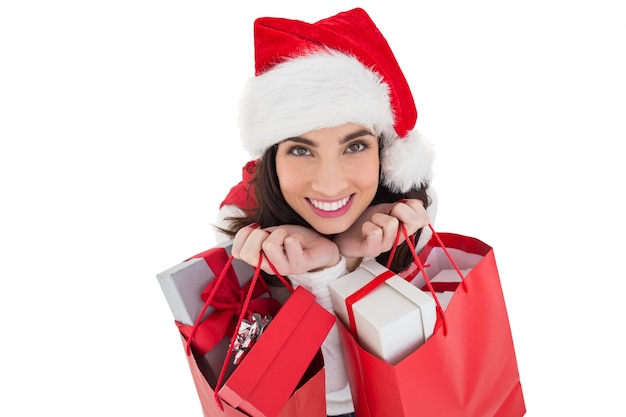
left=295, top=123, right=374, bottom=143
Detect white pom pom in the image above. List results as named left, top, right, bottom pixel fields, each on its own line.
left=381, top=130, right=434, bottom=193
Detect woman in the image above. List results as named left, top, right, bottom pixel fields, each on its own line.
left=215, top=8, right=437, bottom=417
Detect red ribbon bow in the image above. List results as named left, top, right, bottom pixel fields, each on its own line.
left=177, top=249, right=281, bottom=356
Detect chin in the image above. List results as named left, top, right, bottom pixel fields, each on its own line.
left=308, top=220, right=352, bottom=236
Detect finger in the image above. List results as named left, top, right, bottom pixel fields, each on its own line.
left=404, top=198, right=425, bottom=210
left=236, top=228, right=270, bottom=267
left=262, top=227, right=289, bottom=253
left=262, top=229, right=312, bottom=275
left=260, top=229, right=291, bottom=274
left=361, top=221, right=382, bottom=240
left=283, top=235, right=308, bottom=274
left=360, top=221, right=385, bottom=257
left=231, top=224, right=258, bottom=258
left=371, top=212, right=400, bottom=250
left=390, top=199, right=419, bottom=222
left=373, top=202, right=395, bottom=216
left=391, top=199, right=430, bottom=234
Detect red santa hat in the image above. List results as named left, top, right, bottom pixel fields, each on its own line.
left=238, top=8, right=434, bottom=193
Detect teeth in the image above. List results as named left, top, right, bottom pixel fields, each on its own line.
left=310, top=196, right=350, bottom=211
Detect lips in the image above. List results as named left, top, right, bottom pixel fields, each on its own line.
left=308, top=196, right=351, bottom=212
left=306, top=195, right=354, bottom=219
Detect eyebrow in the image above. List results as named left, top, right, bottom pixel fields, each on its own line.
left=284, top=129, right=375, bottom=147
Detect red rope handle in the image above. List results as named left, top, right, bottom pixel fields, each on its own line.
left=266, top=258, right=295, bottom=293
left=184, top=251, right=294, bottom=410
left=345, top=269, right=395, bottom=337
left=212, top=255, right=264, bottom=409
left=399, top=224, right=449, bottom=336
left=385, top=225, right=402, bottom=269
left=428, top=224, right=468, bottom=293
left=184, top=255, right=235, bottom=356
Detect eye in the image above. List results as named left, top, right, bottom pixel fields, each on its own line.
left=346, top=141, right=369, bottom=153
left=289, top=146, right=311, bottom=156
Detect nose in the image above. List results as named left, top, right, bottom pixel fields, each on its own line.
left=310, top=158, right=349, bottom=196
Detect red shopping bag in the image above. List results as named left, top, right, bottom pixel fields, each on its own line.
left=169, top=248, right=331, bottom=417
left=181, top=333, right=326, bottom=417
left=338, top=225, right=526, bottom=417
left=218, top=286, right=335, bottom=417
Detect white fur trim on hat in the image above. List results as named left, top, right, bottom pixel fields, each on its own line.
left=238, top=49, right=433, bottom=193
left=239, top=50, right=394, bottom=157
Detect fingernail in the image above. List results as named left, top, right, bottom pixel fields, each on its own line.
left=249, top=222, right=260, bottom=229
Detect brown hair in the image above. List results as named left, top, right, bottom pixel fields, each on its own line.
left=217, top=140, right=431, bottom=273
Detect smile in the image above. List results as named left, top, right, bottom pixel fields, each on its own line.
left=307, top=195, right=352, bottom=212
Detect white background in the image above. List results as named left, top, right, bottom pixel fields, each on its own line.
left=1, top=1, right=625, bottom=416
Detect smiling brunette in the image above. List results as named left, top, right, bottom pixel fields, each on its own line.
left=214, top=9, right=437, bottom=416
left=275, top=123, right=380, bottom=236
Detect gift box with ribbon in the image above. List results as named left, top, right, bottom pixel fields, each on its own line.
left=158, top=243, right=281, bottom=385
left=157, top=241, right=266, bottom=326
left=329, top=259, right=437, bottom=365
left=158, top=243, right=332, bottom=417
left=421, top=268, right=471, bottom=310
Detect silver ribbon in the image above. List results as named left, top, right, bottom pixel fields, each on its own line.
left=232, top=313, right=272, bottom=365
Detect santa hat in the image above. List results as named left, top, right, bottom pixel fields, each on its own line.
left=238, top=8, right=434, bottom=193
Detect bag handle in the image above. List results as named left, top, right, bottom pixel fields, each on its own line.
left=212, top=255, right=262, bottom=409
left=395, top=223, right=468, bottom=336
left=184, top=254, right=292, bottom=354
left=184, top=251, right=292, bottom=410
left=343, top=224, right=436, bottom=339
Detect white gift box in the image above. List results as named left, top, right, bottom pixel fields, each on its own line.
left=408, top=247, right=482, bottom=289
left=156, top=241, right=254, bottom=326
left=329, top=260, right=436, bottom=365
left=426, top=268, right=471, bottom=310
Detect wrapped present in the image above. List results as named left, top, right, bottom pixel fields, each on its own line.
left=156, top=241, right=256, bottom=326
left=158, top=242, right=281, bottom=386
left=329, top=259, right=436, bottom=365
left=406, top=246, right=482, bottom=289
left=424, top=268, right=472, bottom=310
left=158, top=243, right=331, bottom=417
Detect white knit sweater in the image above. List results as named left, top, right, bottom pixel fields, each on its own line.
left=288, top=256, right=354, bottom=415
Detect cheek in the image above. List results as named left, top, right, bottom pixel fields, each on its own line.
left=350, top=154, right=380, bottom=190
left=276, top=159, right=304, bottom=196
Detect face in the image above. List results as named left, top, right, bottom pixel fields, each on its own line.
left=275, top=123, right=380, bottom=235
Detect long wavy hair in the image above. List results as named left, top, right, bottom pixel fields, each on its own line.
left=219, top=138, right=431, bottom=274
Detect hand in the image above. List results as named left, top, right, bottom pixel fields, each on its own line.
left=231, top=224, right=341, bottom=276
left=333, top=199, right=430, bottom=259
